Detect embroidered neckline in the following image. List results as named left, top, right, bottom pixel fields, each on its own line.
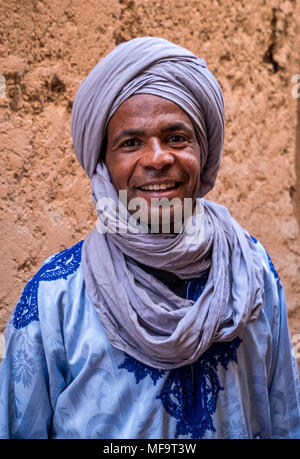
left=13, top=241, right=83, bottom=330
left=119, top=337, right=242, bottom=439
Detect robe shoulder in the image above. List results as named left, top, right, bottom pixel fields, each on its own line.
left=12, top=240, right=84, bottom=330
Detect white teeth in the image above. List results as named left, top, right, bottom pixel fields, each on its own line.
left=141, top=182, right=176, bottom=191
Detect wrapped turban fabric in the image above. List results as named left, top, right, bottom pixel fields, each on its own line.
left=71, top=37, right=264, bottom=370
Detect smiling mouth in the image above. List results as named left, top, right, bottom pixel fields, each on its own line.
left=138, top=182, right=181, bottom=192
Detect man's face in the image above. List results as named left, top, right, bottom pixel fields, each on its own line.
left=105, top=94, right=201, bottom=229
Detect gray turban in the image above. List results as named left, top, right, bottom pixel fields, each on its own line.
left=71, top=36, right=225, bottom=197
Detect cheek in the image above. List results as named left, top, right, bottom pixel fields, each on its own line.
left=106, top=158, right=134, bottom=191
left=180, top=150, right=201, bottom=182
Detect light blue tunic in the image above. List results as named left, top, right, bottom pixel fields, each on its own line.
left=0, top=237, right=299, bottom=439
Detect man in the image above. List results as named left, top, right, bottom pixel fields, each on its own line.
left=0, top=37, right=299, bottom=439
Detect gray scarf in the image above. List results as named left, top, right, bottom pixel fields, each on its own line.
left=71, top=37, right=264, bottom=369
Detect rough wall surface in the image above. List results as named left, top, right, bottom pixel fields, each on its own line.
left=0, top=0, right=299, bottom=353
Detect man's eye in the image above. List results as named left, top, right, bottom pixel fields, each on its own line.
left=169, top=135, right=186, bottom=143
left=121, top=139, right=138, bottom=148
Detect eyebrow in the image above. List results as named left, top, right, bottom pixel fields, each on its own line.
left=112, top=129, right=145, bottom=147
left=111, top=122, right=195, bottom=147
left=161, top=122, right=194, bottom=135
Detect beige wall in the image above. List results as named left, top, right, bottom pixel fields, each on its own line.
left=0, top=0, right=299, bottom=357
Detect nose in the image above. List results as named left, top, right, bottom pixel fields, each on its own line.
left=140, top=138, right=175, bottom=170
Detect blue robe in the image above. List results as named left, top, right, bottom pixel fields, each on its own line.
left=0, top=237, right=299, bottom=439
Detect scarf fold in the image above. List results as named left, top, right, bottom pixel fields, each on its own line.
left=71, top=37, right=264, bottom=369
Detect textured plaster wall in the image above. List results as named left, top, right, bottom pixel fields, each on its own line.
left=0, top=0, right=300, bottom=352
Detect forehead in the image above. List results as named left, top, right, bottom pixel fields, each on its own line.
left=107, top=94, right=195, bottom=134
